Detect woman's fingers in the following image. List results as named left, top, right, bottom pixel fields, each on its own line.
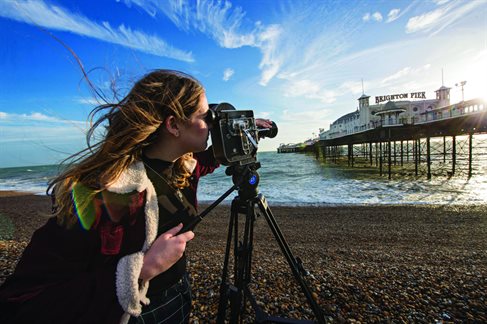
left=164, top=223, right=184, bottom=237
left=140, top=226, right=195, bottom=281
left=177, top=230, right=195, bottom=243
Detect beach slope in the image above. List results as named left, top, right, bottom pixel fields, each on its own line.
left=0, top=192, right=485, bottom=322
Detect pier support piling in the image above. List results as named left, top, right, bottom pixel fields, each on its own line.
left=414, top=139, right=418, bottom=176
left=427, top=137, right=431, bottom=180
left=379, top=142, right=383, bottom=176
left=452, top=135, right=456, bottom=176
left=469, top=133, right=473, bottom=178
left=388, top=140, right=392, bottom=179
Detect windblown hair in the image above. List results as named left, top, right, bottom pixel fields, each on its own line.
left=48, top=69, right=204, bottom=227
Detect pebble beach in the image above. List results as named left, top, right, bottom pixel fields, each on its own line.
left=0, top=191, right=486, bottom=322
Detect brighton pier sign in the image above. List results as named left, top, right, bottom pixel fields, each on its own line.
left=375, top=91, right=426, bottom=104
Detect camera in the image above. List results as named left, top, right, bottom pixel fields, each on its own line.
left=206, top=103, right=278, bottom=166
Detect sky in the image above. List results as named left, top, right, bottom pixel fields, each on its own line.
left=0, top=0, right=486, bottom=168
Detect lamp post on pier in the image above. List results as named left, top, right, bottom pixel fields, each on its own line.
left=455, top=80, right=467, bottom=102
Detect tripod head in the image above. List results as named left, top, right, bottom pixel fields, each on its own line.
left=225, top=162, right=261, bottom=201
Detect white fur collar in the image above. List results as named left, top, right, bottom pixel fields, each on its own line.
left=107, top=161, right=160, bottom=321
left=107, top=161, right=158, bottom=250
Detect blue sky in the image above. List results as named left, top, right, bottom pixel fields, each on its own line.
left=0, top=0, right=486, bottom=168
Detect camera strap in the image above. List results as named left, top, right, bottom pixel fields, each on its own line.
left=143, top=162, right=198, bottom=234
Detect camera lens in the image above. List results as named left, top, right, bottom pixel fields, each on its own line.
left=205, top=109, right=216, bottom=125
left=258, top=121, right=278, bottom=139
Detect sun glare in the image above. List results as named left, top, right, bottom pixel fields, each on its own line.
left=461, top=57, right=487, bottom=103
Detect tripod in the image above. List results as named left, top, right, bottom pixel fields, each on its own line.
left=213, top=162, right=325, bottom=324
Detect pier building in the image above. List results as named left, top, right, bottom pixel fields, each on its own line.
left=279, top=82, right=487, bottom=179
left=320, top=85, right=452, bottom=140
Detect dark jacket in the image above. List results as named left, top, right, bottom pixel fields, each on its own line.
left=0, top=154, right=219, bottom=324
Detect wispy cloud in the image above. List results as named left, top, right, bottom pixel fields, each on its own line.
left=406, top=0, right=483, bottom=35
left=0, top=0, right=193, bottom=62
left=0, top=111, right=86, bottom=126
left=380, top=64, right=431, bottom=86
left=387, top=9, right=401, bottom=23
left=282, top=79, right=336, bottom=104
left=363, top=12, right=383, bottom=22
left=121, top=0, right=282, bottom=85
left=267, top=2, right=374, bottom=104
left=123, top=0, right=254, bottom=47
left=77, top=98, right=102, bottom=106
left=0, top=111, right=87, bottom=144
left=222, top=68, right=234, bottom=81
left=432, top=0, right=452, bottom=5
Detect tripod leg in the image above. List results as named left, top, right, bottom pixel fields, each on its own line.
left=216, top=199, right=238, bottom=323
left=230, top=199, right=256, bottom=323
left=217, top=197, right=260, bottom=324
left=255, top=194, right=325, bottom=324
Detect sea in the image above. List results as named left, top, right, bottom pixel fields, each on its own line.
left=1, top=151, right=487, bottom=206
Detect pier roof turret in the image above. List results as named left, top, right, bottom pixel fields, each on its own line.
left=436, top=85, right=451, bottom=91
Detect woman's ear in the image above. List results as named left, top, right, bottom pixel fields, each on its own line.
left=164, top=116, right=180, bottom=137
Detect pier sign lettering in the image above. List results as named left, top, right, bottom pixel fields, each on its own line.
left=375, top=91, right=426, bottom=104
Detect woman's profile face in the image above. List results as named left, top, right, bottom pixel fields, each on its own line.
left=179, top=93, right=211, bottom=153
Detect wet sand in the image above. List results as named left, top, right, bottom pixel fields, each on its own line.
left=0, top=191, right=486, bottom=322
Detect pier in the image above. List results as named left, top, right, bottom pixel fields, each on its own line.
left=279, top=97, right=487, bottom=179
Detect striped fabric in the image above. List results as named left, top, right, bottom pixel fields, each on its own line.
left=128, top=274, right=192, bottom=324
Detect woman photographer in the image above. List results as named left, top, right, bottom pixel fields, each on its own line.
left=0, top=70, right=210, bottom=323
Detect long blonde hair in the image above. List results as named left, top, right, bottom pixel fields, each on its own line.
left=48, top=69, right=204, bottom=227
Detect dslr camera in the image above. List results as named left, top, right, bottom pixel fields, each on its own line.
left=205, top=103, right=277, bottom=166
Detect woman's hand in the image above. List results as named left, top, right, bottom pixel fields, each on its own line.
left=255, top=118, right=273, bottom=129
left=139, top=223, right=195, bottom=281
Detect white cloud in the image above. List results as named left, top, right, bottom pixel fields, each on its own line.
left=0, top=0, right=193, bottom=62
left=406, top=0, right=483, bottom=35
left=0, top=111, right=86, bottom=126
left=257, top=24, right=282, bottom=86
left=77, top=98, right=101, bottom=105
left=123, top=0, right=254, bottom=47
left=363, top=12, right=383, bottom=22
left=282, top=79, right=339, bottom=104
left=223, top=68, right=234, bottom=81
left=406, top=7, right=447, bottom=33
left=0, top=111, right=58, bottom=123
left=380, top=64, right=432, bottom=87
left=372, top=12, right=383, bottom=22
left=339, top=80, right=364, bottom=95
left=0, top=111, right=87, bottom=129
left=122, top=0, right=282, bottom=86
left=387, top=9, right=401, bottom=23
left=381, top=67, right=413, bottom=85
left=384, top=1, right=421, bottom=24
left=432, top=0, right=451, bottom=5
left=0, top=111, right=88, bottom=149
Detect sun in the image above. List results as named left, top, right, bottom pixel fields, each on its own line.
left=456, top=55, right=487, bottom=103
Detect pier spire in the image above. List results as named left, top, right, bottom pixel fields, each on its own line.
left=358, top=79, right=370, bottom=110
left=436, top=69, right=451, bottom=107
